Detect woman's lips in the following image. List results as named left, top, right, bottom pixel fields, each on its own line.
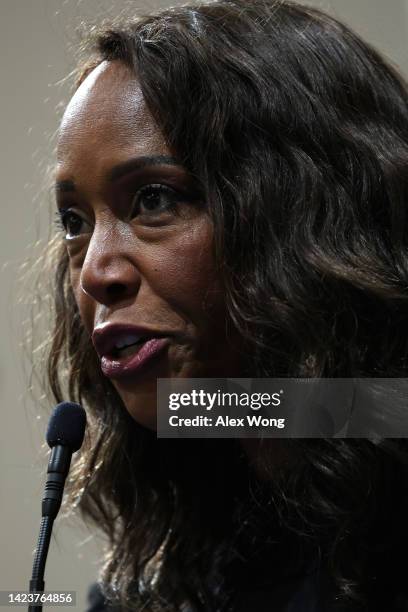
left=100, top=336, right=170, bottom=379
left=92, top=323, right=172, bottom=380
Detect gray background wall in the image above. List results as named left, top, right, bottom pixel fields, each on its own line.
left=1, top=1, right=407, bottom=610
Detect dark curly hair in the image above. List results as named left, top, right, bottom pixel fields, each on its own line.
left=45, top=0, right=408, bottom=610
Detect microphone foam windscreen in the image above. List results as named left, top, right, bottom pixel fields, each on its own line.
left=46, top=401, right=87, bottom=451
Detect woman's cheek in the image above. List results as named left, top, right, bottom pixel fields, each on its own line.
left=69, top=264, right=93, bottom=333
left=144, top=220, right=221, bottom=319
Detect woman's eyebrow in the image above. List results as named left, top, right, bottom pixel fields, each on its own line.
left=54, top=155, right=181, bottom=194
left=55, top=179, right=75, bottom=194
left=107, top=155, right=180, bottom=182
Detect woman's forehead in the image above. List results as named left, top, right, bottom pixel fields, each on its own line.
left=57, top=61, right=157, bottom=157
left=56, top=60, right=168, bottom=173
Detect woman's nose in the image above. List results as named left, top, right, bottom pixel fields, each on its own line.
left=79, top=222, right=141, bottom=306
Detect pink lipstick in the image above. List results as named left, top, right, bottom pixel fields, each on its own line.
left=92, top=324, right=170, bottom=379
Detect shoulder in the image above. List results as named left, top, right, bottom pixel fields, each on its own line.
left=85, top=583, right=122, bottom=612
left=85, top=567, right=344, bottom=612
left=231, top=558, right=348, bottom=612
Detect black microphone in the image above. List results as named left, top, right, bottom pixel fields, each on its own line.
left=28, top=402, right=87, bottom=612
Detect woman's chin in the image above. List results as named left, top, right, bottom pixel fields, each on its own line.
left=111, top=379, right=158, bottom=430
left=123, top=391, right=158, bottom=430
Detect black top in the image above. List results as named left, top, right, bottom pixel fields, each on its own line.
left=85, top=513, right=339, bottom=611
left=85, top=564, right=338, bottom=611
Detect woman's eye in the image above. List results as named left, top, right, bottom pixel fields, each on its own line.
left=55, top=209, right=92, bottom=239
left=130, top=184, right=185, bottom=219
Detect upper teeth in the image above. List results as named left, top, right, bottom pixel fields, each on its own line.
left=114, top=334, right=145, bottom=350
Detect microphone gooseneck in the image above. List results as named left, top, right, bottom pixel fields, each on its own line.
left=28, top=402, right=87, bottom=612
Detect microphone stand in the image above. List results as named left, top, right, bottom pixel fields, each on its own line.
left=28, top=516, right=54, bottom=612
left=28, top=445, right=72, bottom=612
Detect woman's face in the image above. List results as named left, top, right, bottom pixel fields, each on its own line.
left=56, top=60, right=242, bottom=429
